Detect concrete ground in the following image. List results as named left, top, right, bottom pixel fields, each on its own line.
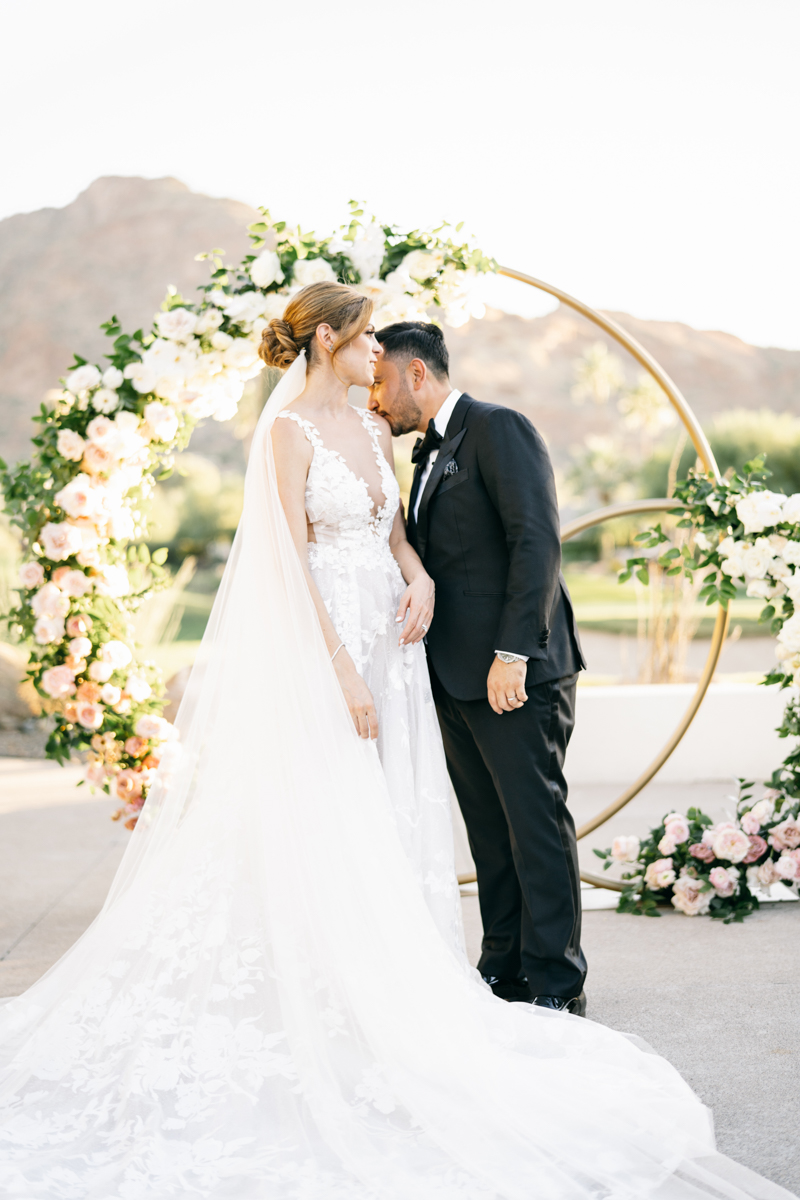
left=0, top=759, right=798, bottom=1194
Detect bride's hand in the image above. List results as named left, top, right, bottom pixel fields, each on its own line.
left=333, top=652, right=379, bottom=739
left=396, top=574, right=435, bottom=645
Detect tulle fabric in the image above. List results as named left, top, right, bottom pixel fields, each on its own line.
left=0, top=354, right=793, bottom=1199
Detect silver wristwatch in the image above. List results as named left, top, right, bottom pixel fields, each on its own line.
left=496, top=652, right=525, bottom=664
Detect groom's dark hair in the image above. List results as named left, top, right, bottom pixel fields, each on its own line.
left=375, top=322, right=450, bottom=381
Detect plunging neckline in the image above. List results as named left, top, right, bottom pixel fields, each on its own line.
left=283, top=408, right=390, bottom=520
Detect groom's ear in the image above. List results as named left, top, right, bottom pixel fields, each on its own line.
left=408, top=358, right=428, bottom=391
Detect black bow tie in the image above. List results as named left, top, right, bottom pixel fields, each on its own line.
left=411, top=419, right=444, bottom=465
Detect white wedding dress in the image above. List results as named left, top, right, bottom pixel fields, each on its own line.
left=0, top=354, right=792, bottom=1200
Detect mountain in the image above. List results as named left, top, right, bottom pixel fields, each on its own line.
left=1, top=176, right=799, bottom=472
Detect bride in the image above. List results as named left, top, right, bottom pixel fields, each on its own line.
left=0, top=282, right=790, bottom=1199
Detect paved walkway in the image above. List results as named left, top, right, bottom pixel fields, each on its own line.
left=0, top=759, right=798, bottom=1193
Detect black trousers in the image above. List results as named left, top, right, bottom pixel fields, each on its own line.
left=430, top=666, right=587, bottom=998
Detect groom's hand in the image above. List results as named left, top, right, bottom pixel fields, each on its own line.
left=487, top=658, right=528, bottom=714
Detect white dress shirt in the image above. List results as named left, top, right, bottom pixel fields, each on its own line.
left=412, top=389, right=461, bottom=523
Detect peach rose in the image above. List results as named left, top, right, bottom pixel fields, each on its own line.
left=88, top=659, right=114, bottom=683
left=658, top=834, right=677, bottom=856
left=39, top=520, right=83, bottom=562
left=689, top=842, right=715, bottom=863
left=41, top=665, right=77, bottom=700
left=124, top=736, right=149, bottom=758
left=709, top=865, right=739, bottom=898
left=115, top=768, right=144, bottom=801
left=768, top=817, right=800, bottom=851
left=644, top=858, right=676, bottom=890
left=711, top=825, right=751, bottom=863
left=742, top=835, right=768, bottom=864
left=82, top=442, right=117, bottom=477
left=76, top=701, right=104, bottom=730
left=18, top=561, right=44, bottom=589
left=34, top=615, right=65, bottom=644
left=63, top=701, right=79, bottom=723
left=66, top=613, right=92, bottom=637
left=671, top=875, right=712, bottom=916
left=64, top=654, right=86, bottom=674
left=54, top=473, right=99, bottom=519
left=56, top=429, right=86, bottom=461
left=757, top=859, right=781, bottom=887
left=141, top=754, right=160, bottom=770
left=663, top=813, right=691, bottom=844
left=114, top=698, right=132, bottom=715
left=76, top=681, right=102, bottom=703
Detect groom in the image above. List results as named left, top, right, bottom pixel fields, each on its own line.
left=370, top=322, right=587, bottom=1012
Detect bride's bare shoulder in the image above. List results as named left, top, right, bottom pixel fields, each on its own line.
left=270, top=410, right=314, bottom=463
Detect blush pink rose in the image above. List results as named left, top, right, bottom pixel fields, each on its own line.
left=757, top=859, right=781, bottom=887
left=709, top=865, right=739, bottom=898
left=88, top=660, right=114, bottom=683
left=82, top=442, right=117, bottom=476
left=611, top=835, right=640, bottom=863
left=663, top=813, right=691, bottom=844
left=124, top=736, right=149, bottom=758
left=775, top=850, right=800, bottom=882
left=658, top=834, right=677, bottom=855
left=115, top=768, right=144, bottom=801
left=40, top=665, right=77, bottom=700
left=740, top=811, right=762, bottom=835
left=40, top=520, right=83, bottom=562
left=31, top=582, right=70, bottom=619
left=99, top=640, right=133, bottom=669
left=57, top=568, right=91, bottom=597
left=85, top=760, right=108, bottom=786
left=711, top=825, right=751, bottom=863
left=671, top=875, right=712, bottom=916
left=742, top=835, right=768, bottom=864
left=34, top=615, right=65, bottom=644
left=66, top=613, right=92, bottom=637
left=769, top=817, right=800, bottom=851
left=18, top=561, right=44, bottom=589
left=644, top=858, right=676, bottom=889
left=86, top=415, right=115, bottom=444
left=76, top=701, right=104, bottom=731
left=689, top=842, right=715, bottom=863
left=68, top=636, right=92, bottom=659
left=56, top=429, right=86, bottom=461
left=135, top=714, right=172, bottom=741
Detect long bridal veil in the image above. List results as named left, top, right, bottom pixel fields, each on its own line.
left=0, top=357, right=793, bottom=1199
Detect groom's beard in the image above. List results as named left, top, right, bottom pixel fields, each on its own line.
left=376, top=381, right=422, bottom=437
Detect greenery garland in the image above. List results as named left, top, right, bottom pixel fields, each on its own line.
left=0, top=204, right=494, bottom=827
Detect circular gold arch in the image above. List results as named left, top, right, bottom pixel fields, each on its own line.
left=458, top=267, right=729, bottom=893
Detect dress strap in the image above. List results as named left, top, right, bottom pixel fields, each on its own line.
left=276, top=410, right=323, bottom=448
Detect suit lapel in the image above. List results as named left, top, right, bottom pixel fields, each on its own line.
left=415, top=395, right=473, bottom=558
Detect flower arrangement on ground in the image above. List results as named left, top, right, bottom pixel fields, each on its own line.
left=595, top=781, right=800, bottom=922
left=1, top=204, right=494, bottom=826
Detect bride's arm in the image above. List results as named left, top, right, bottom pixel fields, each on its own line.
left=375, top=420, right=435, bottom=646
left=271, top=419, right=378, bottom=740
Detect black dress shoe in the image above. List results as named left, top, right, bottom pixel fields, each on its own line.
left=482, top=974, right=533, bottom=1003
left=532, top=991, right=587, bottom=1017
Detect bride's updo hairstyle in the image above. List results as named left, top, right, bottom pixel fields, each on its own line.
left=259, top=281, right=373, bottom=373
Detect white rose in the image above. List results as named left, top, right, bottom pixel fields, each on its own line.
left=333, top=222, right=386, bottom=282
left=291, top=257, right=337, bottom=289
left=18, top=561, right=44, bottom=589
left=66, top=364, right=101, bottom=393
left=107, top=508, right=135, bottom=540
left=610, top=835, right=640, bottom=863
left=211, top=331, right=233, bottom=351
left=125, top=673, right=152, bottom=702
left=102, top=366, right=124, bottom=389
left=721, top=555, right=745, bottom=580
left=39, top=520, right=84, bottom=562
left=68, top=636, right=92, bottom=658
left=143, top=401, right=179, bottom=444
left=100, top=683, right=122, bottom=706
left=105, top=411, right=147, bottom=459
left=95, top=564, right=130, bottom=598
left=261, top=293, right=288, bottom=321
left=222, top=339, right=259, bottom=371
left=741, top=538, right=774, bottom=579
left=402, top=249, right=445, bottom=282
left=222, top=291, right=269, bottom=325
left=88, top=659, right=114, bottom=682
left=86, top=415, right=115, bottom=445
left=135, top=714, right=172, bottom=741
left=782, top=540, right=800, bottom=566
left=249, top=250, right=284, bottom=289
left=34, top=615, right=65, bottom=644
left=156, top=308, right=198, bottom=342
left=736, top=490, right=785, bottom=535
left=56, top=429, right=86, bottom=461
left=746, top=579, right=773, bottom=599
left=693, top=530, right=711, bottom=551
left=781, top=494, right=800, bottom=525
left=58, top=569, right=91, bottom=597
left=99, top=639, right=133, bottom=669
left=768, top=534, right=788, bottom=554
left=717, top=535, right=740, bottom=558
left=124, top=360, right=157, bottom=394
left=784, top=571, right=800, bottom=604
left=195, top=307, right=224, bottom=334
left=777, top=612, right=800, bottom=654
left=54, top=473, right=100, bottom=519
left=92, top=388, right=120, bottom=415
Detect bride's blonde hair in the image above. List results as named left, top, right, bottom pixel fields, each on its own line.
left=259, top=281, right=373, bottom=372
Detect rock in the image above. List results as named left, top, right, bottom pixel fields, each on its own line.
left=0, top=643, right=39, bottom=730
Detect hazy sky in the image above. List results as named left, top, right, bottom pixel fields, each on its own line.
left=2, top=0, right=798, bottom=348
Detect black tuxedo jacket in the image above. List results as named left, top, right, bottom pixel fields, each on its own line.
left=407, top=395, right=586, bottom=701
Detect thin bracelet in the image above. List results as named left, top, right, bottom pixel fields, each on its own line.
left=331, top=642, right=344, bottom=662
